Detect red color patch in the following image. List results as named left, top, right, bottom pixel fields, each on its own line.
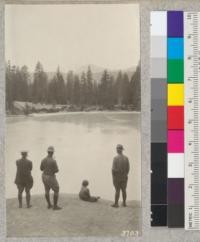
left=168, top=106, right=184, bottom=130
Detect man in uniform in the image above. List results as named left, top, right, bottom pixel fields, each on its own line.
left=15, top=151, right=33, bottom=208
left=40, top=146, right=62, bottom=210
left=111, top=144, right=130, bottom=208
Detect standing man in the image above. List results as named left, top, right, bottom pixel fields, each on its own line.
left=15, top=151, right=33, bottom=208
left=40, top=146, right=62, bottom=210
left=111, top=144, right=130, bottom=208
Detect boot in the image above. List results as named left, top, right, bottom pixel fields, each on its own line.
left=111, top=190, right=120, bottom=208
left=45, top=193, right=52, bottom=209
left=122, top=190, right=127, bottom=207
left=18, top=193, right=22, bottom=208
left=53, top=193, right=62, bottom=210
left=26, top=192, right=32, bottom=208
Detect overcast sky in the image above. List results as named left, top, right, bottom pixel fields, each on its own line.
left=5, top=4, right=140, bottom=72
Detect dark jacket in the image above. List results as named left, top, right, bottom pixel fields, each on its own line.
left=15, top=158, right=33, bottom=185
left=40, top=156, right=59, bottom=176
left=112, top=154, right=130, bottom=181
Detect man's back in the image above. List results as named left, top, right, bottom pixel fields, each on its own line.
left=15, top=158, right=32, bottom=184
left=112, top=154, right=130, bottom=180
left=40, top=157, right=58, bottom=176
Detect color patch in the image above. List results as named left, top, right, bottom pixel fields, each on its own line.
left=167, top=38, right=184, bottom=59
left=168, top=153, right=184, bottom=178
left=151, top=120, right=167, bottom=142
left=151, top=205, right=167, bottom=226
left=151, top=11, right=167, bottom=227
left=168, top=130, right=184, bottom=153
left=168, top=178, right=184, bottom=203
left=151, top=99, right=167, bottom=121
left=168, top=106, right=184, bottom=130
left=151, top=36, right=167, bottom=58
left=167, top=60, right=184, bottom=83
left=167, top=11, right=183, bottom=37
left=151, top=142, right=167, bottom=163
left=151, top=58, right=167, bottom=78
left=151, top=143, right=167, bottom=204
left=151, top=78, right=167, bottom=99
left=167, top=10, right=184, bottom=229
left=151, top=156, right=167, bottom=203
left=151, top=11, right=167, bottom=36
left=168, top=84, right=184, bottom=106
left=168, top=204, right=184, bottom=227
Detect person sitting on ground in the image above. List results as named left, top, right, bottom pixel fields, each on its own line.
left=79, top=180, right=100, bottom=202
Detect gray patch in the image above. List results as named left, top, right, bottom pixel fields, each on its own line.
left=151, top=99, right=167, bottom=121
left=151, top=120, right=167, bottom=142
left=150, top=58, right=167, bottom=78
left=150, top=36, right=167, bottom=58
left=151, top=78, right=167, bottom=99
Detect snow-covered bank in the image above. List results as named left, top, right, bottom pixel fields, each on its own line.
left=7, top=101, right=140, bottom=116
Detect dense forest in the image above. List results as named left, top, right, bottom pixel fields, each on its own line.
left=6, top=61, right=141, bottom=113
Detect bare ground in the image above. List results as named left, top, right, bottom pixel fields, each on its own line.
left=7, top=194, right=141, bottom=237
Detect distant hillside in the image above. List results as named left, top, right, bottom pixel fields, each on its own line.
left=7, top=194, right=141, bottom=237
left=75, top=64, right=106, bottom=74
left=74, top=64, right=136, bottom=81
left=30, top=65, right=136, bottom=83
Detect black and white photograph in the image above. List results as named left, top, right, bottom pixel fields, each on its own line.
left=5, top=3, right=141, bottom=237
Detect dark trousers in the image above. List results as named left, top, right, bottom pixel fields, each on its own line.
left=113, top=178, right=128, bottom=205
left=17, top=183, right=32, bottom=207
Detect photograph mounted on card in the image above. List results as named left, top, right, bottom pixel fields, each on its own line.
left=5, top=3, right=141, bottom=237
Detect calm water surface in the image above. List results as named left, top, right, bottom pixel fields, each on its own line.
left=6, top=112, right=141, bottom=201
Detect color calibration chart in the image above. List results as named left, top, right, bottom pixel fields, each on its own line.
left=151, top=11, right=200, bottom=229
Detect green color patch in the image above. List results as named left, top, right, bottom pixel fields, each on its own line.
left=167, top=59, right=184, bottom=83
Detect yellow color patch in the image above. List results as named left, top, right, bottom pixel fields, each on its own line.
left=168, top=84, right=184, bottom=106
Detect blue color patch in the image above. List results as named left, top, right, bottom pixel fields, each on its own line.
left=167, top=38, right=183, bottom=59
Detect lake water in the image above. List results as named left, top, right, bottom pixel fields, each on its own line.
left=6, top=112, right=141, bottom=201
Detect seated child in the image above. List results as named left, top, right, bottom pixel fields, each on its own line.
left=79, top=180, right=100, bottom=202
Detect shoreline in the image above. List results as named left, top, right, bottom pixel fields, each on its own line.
left=6, top=193, right=141, bottom=204
left=6, top=110, right=141, bottom=118
left=7, top=101, right=141, bottom=117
